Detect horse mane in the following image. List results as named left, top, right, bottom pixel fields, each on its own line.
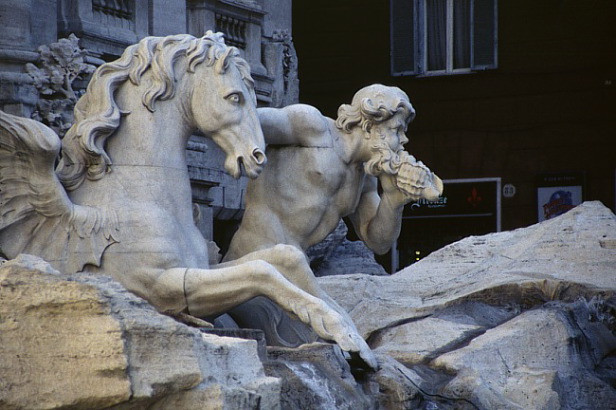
left=56, top=31, right=255, bottom=191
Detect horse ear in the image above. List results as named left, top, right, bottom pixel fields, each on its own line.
left=204, top=30, right=225, bottom=45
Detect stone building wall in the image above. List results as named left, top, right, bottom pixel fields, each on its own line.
left=0, top=0, right=298, bottom=241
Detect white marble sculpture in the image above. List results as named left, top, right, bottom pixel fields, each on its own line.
left=224, top=84, right=443, bottom=347
left=0, top=32, right=376, bottom=368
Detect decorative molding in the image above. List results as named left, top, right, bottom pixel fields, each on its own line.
left=215, top=14, right=247, bottom=49
left=93, top=0, right=133, bottom=20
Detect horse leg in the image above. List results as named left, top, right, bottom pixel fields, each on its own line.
left=217, top=244, right=355, bottom=322
left=217, top=244, right=321, bottom=295
left=176, top=261, right=376, bottom=368
left=215, top=245, right=377, bottom=368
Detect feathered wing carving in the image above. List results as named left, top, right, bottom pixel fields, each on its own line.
left=0, top=110, right=118, bottom=273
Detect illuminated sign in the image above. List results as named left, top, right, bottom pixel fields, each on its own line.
left=404, top=178, right=501, bottom=224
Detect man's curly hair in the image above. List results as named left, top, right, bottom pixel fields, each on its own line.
left=335, top=84, right=415, bottom=134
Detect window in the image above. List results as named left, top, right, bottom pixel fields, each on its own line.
left=391, top=0, right=497, bottom=76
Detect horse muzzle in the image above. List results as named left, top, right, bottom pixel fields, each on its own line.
left=252, top=148, right=266, bottom=166
left=241, top=148, right=267, bottom=179
left=228, top=148, right=266, bottom=179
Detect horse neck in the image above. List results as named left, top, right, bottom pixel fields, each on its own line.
left=109, top=92, right=193, bottom=169
left=74, top=90, right=196, bottom=210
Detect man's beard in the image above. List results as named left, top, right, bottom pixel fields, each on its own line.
left=363, top=138, right=403, bottom=177
left=364, top=139, right=444, bottom=201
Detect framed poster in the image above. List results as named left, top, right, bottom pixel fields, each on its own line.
left=536, top=173, right=585, bottom=222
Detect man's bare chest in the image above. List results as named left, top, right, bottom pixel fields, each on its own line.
left=265, top=147, right=364, bottom=210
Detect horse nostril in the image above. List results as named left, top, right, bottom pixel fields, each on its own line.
left=252, top=148, right=266, bottom=165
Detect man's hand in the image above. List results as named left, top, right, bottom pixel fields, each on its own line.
left=379, top=172, right=418, bottom=208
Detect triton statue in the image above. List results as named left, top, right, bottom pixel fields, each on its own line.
left=224, top=84, right=443, bottom=347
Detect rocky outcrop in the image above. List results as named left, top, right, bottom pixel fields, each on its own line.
left=0, top=254, right=280, bottom=410
left=312, top=239, right=388, bottom=277
left=307, top=220, right=388, bottom=277
left=319, top=201, right=616, bottom=409
left=265, top=343, right=376, bottom=409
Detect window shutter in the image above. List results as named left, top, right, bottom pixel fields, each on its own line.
left=471, top=0, right=498, bottom=70
left=390, top=0, right=418, bottom=76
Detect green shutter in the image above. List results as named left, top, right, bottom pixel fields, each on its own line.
left=391, top=0, right=418, bottom=75
left=471, top=0, right=498, bottom=70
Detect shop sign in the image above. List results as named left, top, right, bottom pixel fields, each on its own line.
left=404, top=178, right=500, bottom=220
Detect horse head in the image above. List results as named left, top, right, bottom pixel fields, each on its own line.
left=186, top=35, right=266, bottom=179
left=56, top=32, right=266, bottom=190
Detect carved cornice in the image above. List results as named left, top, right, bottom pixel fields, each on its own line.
left=0, top=49, right=39, bottom=64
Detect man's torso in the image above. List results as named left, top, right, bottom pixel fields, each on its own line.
left=241, top=144, right=366, bottom=250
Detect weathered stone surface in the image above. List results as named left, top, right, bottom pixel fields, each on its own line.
left=307, top=219, right=348, bottom=269
left=319, top=201, right=616, bottom=409
left=0, top=256, right=130, bottom=409
left=321, top=201, right=616, bottom=338
left=313, top=239, right=389, bottom=277
left=364, top=354, right=423, bottom=410
left=265, top=343, right=375, bottom=410
left=371, top=301, right=520, bottom=366
left=0, top=255, right=280, bottom=409
left=3, top=202, right=615, bottom=409
left=373, top=316, right=483, bottom=366
left=432, top=305, right=616, bottom=409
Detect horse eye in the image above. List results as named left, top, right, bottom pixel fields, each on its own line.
left=227, top=93, right=241, bottom=104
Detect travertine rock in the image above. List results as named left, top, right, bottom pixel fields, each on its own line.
left=373, top=316, right=483, bottom=366
left=265, top=343, right=375, bottom=410
left=321, top=202, right=616, bottom=338
left=0, top=256, right=130, bottom=409
left=365, top=354, right=423, bottom=409
left=320, top=201, right=616, bottom=409
left=0, top=255, right=279, bottom=409
left=312, top=239, right=388, bottom=277
left=432, top=305, right=616, bottom=409
left=3, top=201, right=614, bottom=409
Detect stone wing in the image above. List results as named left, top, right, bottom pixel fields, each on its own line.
left=0, top=110, right=117, bottom=272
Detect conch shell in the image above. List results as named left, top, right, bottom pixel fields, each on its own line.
left=393, top=151, right=443, bottom=201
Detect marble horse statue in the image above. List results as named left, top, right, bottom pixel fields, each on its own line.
left=0, top=32, right=376, bottom=368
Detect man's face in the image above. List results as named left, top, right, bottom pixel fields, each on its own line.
left=363, top=111, right=410, bottom=177
left=371, top=111, right=409, bottom=153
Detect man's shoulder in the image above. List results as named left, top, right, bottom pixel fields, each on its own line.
left=283, top=104, right=334, bottom=148
left=284, top=104, right=328, bottom=131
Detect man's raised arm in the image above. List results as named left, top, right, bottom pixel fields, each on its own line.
left=348, top=175, right=408, bottom=256
left=258, top=104, right=333, bottom=147
left=349, top=159, right=443, bottom=255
